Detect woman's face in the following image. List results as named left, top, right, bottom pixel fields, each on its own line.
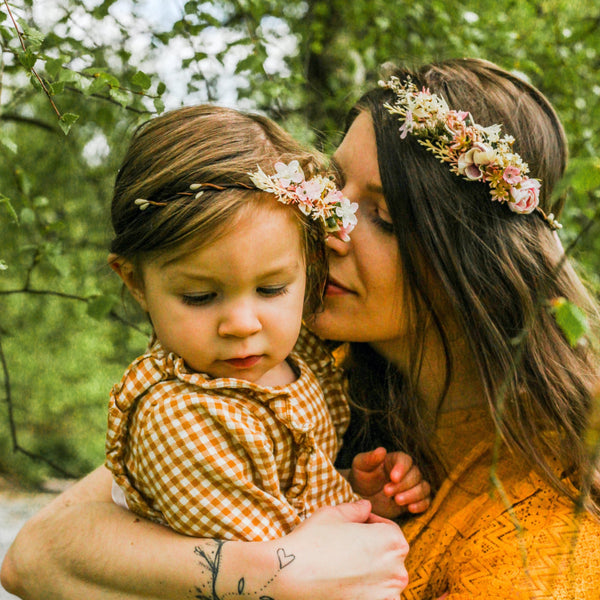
left=311, top=111, right=410, bottom=357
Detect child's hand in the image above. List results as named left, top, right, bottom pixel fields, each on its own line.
left=349, top=447, right=431, bottom=519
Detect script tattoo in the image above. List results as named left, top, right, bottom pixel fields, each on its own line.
left=192, top=542, right=296, bottom=599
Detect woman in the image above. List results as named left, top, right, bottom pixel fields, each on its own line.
left=325, top=58, right=600, bottom=597
left=3, top=58, right=600, bottom=598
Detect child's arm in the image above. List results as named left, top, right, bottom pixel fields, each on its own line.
left=347, top=447, right=431, bottom=519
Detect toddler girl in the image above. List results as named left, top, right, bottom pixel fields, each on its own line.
left=105, top=105, right=429, bottom=541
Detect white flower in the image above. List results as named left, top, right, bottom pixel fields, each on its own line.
left=408, top=90, right=449, bottom=124
left=399, top=111, right=414, bottom=139
left=274, top=160, right=305, bottom=187
left=134, top=198, right=150, bottom=210
left=482, top=124, right=502, bottom=143
left=334, top=197, right=359, bottom=229
left=249, top=166, right=279, bottom=194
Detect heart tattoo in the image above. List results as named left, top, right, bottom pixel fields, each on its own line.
left=276, top=547, right=296, bottom=569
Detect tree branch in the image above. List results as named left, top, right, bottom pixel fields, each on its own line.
left=0, top=113, right=58, bottom=133
left=3, top=0, right=62, bottom=119
left=0, top=332, right=78, bottom=479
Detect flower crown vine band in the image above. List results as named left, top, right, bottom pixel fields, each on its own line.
left=135, top=161, right=358, bottom=241
left=379, top=76, right=562, bottom=231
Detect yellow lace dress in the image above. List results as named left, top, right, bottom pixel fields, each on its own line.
left=402, top=409, right=600, bottom=599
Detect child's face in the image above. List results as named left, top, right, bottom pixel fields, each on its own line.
left=131, top=205, right=307, bottom=384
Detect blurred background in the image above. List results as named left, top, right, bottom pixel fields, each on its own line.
left=0, top=0, right=599, bottom=487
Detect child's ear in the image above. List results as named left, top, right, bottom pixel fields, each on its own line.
left=107, top=253, right=148, bottom=312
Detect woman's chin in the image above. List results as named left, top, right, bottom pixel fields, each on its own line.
left=307, top=309, right=352, bottom=342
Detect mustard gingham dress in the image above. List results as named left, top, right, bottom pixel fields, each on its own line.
left=105, top=326, right=358, bottom=541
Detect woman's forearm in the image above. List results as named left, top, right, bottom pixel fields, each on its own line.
left=2, top=467, right=204, bottom=599
left=2, top=466, right=408, bottom=600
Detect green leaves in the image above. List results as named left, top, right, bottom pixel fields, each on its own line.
left=44, top=57, right=64, bottom=78
left=109, top=87, right=129, bottom=108
left=17, top=48, right=37, bottom=69
left=91, top=0, right=119, bottom=19
left=550, top=297, right=590, bottom=347
left=132, top=70, right=152, bottom=90
left=1, top=0, right=599, bottom=486
left=58, top=113, right=79, bottom=135
left=0, top=193, right=18, bottom=224
left=559, top=158, right=600, bottom=195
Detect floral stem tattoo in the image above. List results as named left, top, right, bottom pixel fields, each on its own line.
left=192, top=541, right=296, bottom=600
left=194, top=541, right=225, bottom=600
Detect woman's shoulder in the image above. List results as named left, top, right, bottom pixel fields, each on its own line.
left=402, top=409, right=600, bottom=599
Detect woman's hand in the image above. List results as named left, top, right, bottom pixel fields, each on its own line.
left=263, top=499, right=409, bottom=600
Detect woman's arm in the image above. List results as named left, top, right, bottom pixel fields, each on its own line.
left=1, top=466, right=409, bottom=600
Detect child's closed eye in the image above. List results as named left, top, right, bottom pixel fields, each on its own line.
left=257, top=285, right=288, bottom=298
left=181, top=292, right=216, bottom=306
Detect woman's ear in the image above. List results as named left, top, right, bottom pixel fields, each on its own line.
left=107, top=253, right=148, bottom=311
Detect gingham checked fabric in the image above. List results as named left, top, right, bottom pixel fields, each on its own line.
left=105, top=325, right=359, bottom=541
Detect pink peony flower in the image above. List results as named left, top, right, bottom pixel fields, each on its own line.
left=502, top=165, right=522, bottom=186
left=508, top=178, right=540, bottom=214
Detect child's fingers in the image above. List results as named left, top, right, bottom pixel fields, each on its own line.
left=407, top=497, right=432, bottom=514
left=352, top=447, right=387, bottom=473
left=390, top=481, right=431, bottom=507
left=400, top=464, right=423, bottom=490
left=385, top=452, right=413, bottom=483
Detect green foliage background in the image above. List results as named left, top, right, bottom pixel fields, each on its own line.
left=1, top=0, right=599, bottom=485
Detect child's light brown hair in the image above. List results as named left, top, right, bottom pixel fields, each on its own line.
left=109, top=104, right=328, bottom=314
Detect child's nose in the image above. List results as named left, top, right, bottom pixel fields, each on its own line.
left=217, top=301, right=262, bottom=338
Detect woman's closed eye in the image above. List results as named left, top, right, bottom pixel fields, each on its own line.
left=360, top=200, right=394, bottom=234
left=370, top=210, right=395, bottom=234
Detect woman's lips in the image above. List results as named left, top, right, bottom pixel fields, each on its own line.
left=225, top=356, right=262, bottom=369
left=325, top=278, right=352, bottom=296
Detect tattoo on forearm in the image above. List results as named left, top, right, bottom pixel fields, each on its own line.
left=192, top=542, right=296, bottom=600
left=276, top=548, right=295, bottom=569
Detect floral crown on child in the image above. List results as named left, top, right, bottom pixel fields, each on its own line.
left=135, top=160, right=358, bottom=241
left=378, top=76, right=562, bottom=231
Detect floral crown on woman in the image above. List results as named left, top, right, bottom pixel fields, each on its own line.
left=378, top=76, right=562, bottom=230
left=135, top=160, right=358, bottom=241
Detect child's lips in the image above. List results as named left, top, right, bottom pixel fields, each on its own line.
left=225, top=355, right=262, bottom=369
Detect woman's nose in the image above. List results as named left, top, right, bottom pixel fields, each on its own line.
left=218, top=301, right=262, bottom=338
left=326, top=233, right=351, bottom=256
